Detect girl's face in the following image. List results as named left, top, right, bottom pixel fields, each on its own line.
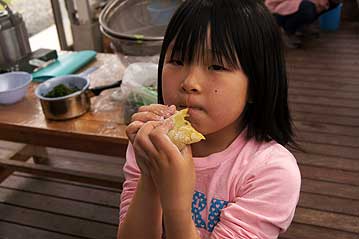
left=162, top=47, right=249, bottom=138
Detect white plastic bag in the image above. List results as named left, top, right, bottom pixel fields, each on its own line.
left=111, top=62, right=158, bottom=124
left=111, top=62, right=158, bottom=103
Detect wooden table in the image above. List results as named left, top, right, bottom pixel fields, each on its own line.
left=0, top=53, right=134, bottom=188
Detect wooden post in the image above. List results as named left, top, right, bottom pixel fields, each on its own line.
left=31, top=145, right=49, bottom=164
left=0, top=145, right=32, bottom=183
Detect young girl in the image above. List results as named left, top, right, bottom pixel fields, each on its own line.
left=118, top=0, right=301, bottom=238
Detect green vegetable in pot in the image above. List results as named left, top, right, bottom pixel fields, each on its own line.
left=44, top=84, right=80, bottom=98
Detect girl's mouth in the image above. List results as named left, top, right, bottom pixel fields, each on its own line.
left=178, top=104, right=202, bottom=111
left=188, top=107, right=202, bottom=116
left=178, top=105, right=186, bottom=110
left=178, top=105, right=204, bottom=119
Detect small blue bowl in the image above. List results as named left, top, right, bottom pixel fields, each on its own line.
left=0, top=72, right=32, bottom=105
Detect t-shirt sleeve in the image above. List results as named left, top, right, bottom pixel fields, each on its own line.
left=119, top=143, right=141, bottom=225
left=211, top=146, right=301, bottom=239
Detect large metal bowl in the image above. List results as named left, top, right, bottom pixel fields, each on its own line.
left=99, top=0, right=180, bottom=56
left=0, top=72, right=32, bottom=105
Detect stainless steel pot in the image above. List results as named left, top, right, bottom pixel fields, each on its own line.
left=0, top=0, right=31, bottom=65
left=35, top=75, right=121, bottom=120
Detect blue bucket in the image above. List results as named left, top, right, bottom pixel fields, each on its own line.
left=319, top=3, right=343, bottom=31
left=147, top=1, right=179, bottom=26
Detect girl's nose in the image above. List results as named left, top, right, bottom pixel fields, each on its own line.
left=181, top=67, right=202, bottom=94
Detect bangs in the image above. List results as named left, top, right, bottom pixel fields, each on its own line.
left=164, top=0, right=242, bottom=69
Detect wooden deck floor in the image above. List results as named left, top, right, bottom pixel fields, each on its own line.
left=280, top=21, right=359, bottom=239
left=1, top=22, right=359, bottom=239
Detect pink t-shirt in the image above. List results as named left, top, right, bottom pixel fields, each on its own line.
left=265, top=0, right=302, bottom=15
left=265, top=0, right=329, bottom=15
left=119, top=131, right=301, bottom=239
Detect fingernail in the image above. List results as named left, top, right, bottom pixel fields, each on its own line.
left=168, top=105, right=176, bottom=112
left=162, top=105, right=176, bottom=117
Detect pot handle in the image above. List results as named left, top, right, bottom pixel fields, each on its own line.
left=77, top=66, right=98, bottom=78
left=88, top=80, right=122, bottom=97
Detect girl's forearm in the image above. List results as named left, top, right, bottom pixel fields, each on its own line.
left=163, top=210, right=200, bottom=239
left=118, top=176, right=162, bottom=239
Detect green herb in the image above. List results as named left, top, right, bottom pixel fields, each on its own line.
left=44, top=84, right=80, bottom=98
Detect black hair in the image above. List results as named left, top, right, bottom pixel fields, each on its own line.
left=157, top=0, right=297, bottom=148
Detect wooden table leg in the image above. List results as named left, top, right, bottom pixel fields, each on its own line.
left=0, top=145, right=32, bottom=183
left=31, top=145, right=49, bottom=164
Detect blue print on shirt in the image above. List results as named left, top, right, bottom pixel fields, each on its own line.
left=191, top=191, right=207, bottom=229
left=207, top=198, right=229, bottom=232
left=191, top=191, right=229, bottom=232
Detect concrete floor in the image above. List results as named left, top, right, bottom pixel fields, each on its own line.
left=11, top=0, right=54, bottom=37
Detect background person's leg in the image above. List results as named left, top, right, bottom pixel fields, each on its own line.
left=279, top=1, right=319, bottom=48
left=273, top=14, right=302, bottom=48
left=274, top=14, right=288, bottom=29
left=283, top=1, right=318, bottom=34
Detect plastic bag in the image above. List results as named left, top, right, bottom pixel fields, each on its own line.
left=111, top=62, right=158, bottom=124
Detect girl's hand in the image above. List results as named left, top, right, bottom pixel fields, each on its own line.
left=134, top=119, right=195, bottom=212
left=126, top=104, right=176, bottom=144
left=132, top=120, right=162, bottom=177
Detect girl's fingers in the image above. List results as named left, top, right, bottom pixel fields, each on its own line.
left=126, top=121, right=144, bottom=144
left=180, top=145, right=193, bottom=161
left=138, top=104, right=166, bottom=113
left=128, top=105, right=176, bottom=143
left=134, top=121, right=164, bottom=168
left=148, top=119, right=182, bottom=162
left=139, top=104, right=176, bottom=115
left=131, top=111, right=164, bottom=123
left=136, top=104, right=176, bottom=119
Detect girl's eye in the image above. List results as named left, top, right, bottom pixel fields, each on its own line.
left=208, top=65, right=227, bottom=71
left=169, top=60, right=184, bottom=66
